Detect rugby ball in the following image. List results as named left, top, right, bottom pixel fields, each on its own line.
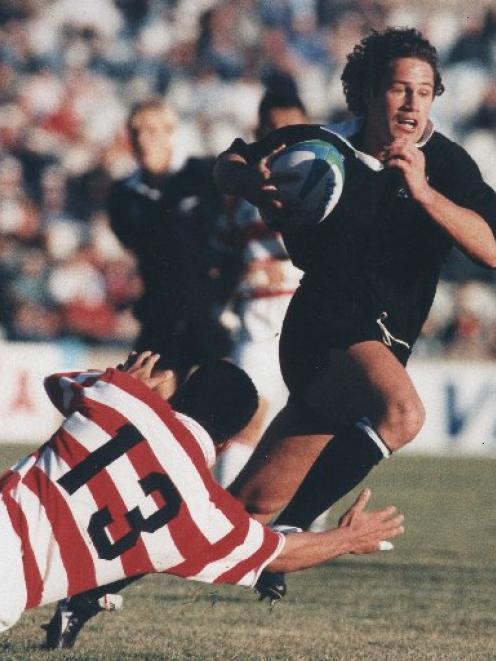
left=269, top=139, right=345, bottom=231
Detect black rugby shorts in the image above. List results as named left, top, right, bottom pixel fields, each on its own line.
left=279, top=286, right=410, bottom=395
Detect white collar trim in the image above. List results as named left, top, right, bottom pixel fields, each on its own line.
left=175, top=412, right=217, bottom=467
left=322, top=118, right=435, bottom=171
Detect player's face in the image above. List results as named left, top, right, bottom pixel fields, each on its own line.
left=129, top=109, right=175, bottom=175
left=256, top=106, right=308, bottom=139
left=365, top=58, right=435, bottom=154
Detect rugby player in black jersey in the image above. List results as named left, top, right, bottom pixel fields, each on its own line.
left=108, top=99, right=232, bottom=389
left=214, top=27, right=496, bottom=600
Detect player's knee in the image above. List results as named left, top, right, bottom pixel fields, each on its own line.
left=380, top=396, right=425, bottom=450
left=242, top=491, right=287, bottom=522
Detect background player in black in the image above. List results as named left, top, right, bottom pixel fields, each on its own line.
left=108, top=99, right=233, bottom=387
left=214, top=28, right=496, bottom=583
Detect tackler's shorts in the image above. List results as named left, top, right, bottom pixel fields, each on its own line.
left=279, top=286, right=411, bottom=396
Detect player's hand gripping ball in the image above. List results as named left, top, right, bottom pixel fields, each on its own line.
left=269, top=139, right=345, bottom=232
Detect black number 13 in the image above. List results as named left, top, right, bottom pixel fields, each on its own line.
left=58, top=424, right=181, bottom=560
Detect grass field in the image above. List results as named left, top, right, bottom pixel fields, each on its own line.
left=0, top=444, right=495, bottom=661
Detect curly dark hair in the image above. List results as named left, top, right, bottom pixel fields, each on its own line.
left=341, top=27, right=445, bottom=117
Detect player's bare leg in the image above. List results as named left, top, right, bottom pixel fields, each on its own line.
left=229, top=340, right=424, bottom=524
left=228, top=403, right=330, bottom=524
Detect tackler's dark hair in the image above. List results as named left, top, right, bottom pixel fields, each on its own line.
left=170, top=360, right=259, bottom=444
left=341, top=27, right=445, bottom=117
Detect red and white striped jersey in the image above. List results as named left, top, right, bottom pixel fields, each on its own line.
left=0, top=368, right=284, bottom=610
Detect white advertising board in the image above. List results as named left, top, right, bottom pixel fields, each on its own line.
left=0, top=344, right=495, bottom=456
left=408, top=361, right=496, bottom=456
left=0, top=342, right=67, bottom=443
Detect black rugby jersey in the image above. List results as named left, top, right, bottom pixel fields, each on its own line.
left=107, top=158, right=231, bottom=368
left=226, top=123, right=496, bottom=348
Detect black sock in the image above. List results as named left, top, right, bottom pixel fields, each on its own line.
left=275, top=420, right=390, bottom=530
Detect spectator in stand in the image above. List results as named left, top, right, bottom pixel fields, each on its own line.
left=0, top=0, right=495, bottom=359
left=446, top=8, right=495, bottom=68
left=441, top=281, right=496, bottom=360
left=108, top=98, right=232, bottom=386
left=215, top=88, right=307, bottom=486
left=463, top=80, right=496, bottom=133
left=47, top=244, right=117, bottom=345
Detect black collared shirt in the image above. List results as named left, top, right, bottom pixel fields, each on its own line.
left=226, top=124, right=496, bottom=347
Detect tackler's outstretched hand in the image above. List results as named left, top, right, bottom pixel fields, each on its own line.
left=120, top=351, right=174, bottom=392
left=267, top=489, right=404, bottom=574
left=338, top=488, right=404, bottom=554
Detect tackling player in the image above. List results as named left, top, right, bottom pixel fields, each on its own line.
left=214, top=27, right=496, bottom=597
left=0, top=352, right=403, bottom=648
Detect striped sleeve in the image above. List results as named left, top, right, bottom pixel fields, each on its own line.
left=190, top=515, right=285, bottom=588
left=44, top=371, right=103, bottom=415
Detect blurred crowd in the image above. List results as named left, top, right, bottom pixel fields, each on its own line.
left=1, top=0, right=496, bottom=359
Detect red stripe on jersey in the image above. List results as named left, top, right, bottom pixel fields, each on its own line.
left=44, top=371, right=103, bottom=415
left=0, top=468, right=19, bottom=491
left=52, top=424, right=155, bottom=577
left=167, top=497, right=250, bottom=579
left=2, top=489, right=43, bottom=609
left=0, top=442, right=45, bottom=490
left=214, top=527, right=282, bottom=585
left=49, top=369, right=278, bottom=586
left=23, top=466, right=98, bottom=599
left=107, top=369, right=216, bottom=481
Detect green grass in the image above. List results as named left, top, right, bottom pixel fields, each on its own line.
left=1, top=445, right=495, bottom=660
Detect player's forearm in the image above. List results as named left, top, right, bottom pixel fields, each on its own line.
left=419, top=187, right=496, bottom=268
left=267, top=528, right=354, bottom=573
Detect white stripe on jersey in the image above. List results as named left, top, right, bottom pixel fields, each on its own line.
left=82, top=379, right=234, bottom=544
left=237, top=532, right=286, bottom=588
left=63, top=411, right=113, bottom=453
left=59, top=372, right=103, bottom=412
left=176, top=412, right=216, bottom=468
left=16, top=478, right=68, bottom=606
left=190, top=517, right=264, bottom=584
left=9, top=453, right=39, bottom=480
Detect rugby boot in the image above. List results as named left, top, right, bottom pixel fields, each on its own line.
left=43, top=593, right=123, bottom=649
left=255, top=571, right=287, bottom=605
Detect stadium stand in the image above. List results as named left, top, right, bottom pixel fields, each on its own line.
left=0, top=0, right=495, bottom=358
